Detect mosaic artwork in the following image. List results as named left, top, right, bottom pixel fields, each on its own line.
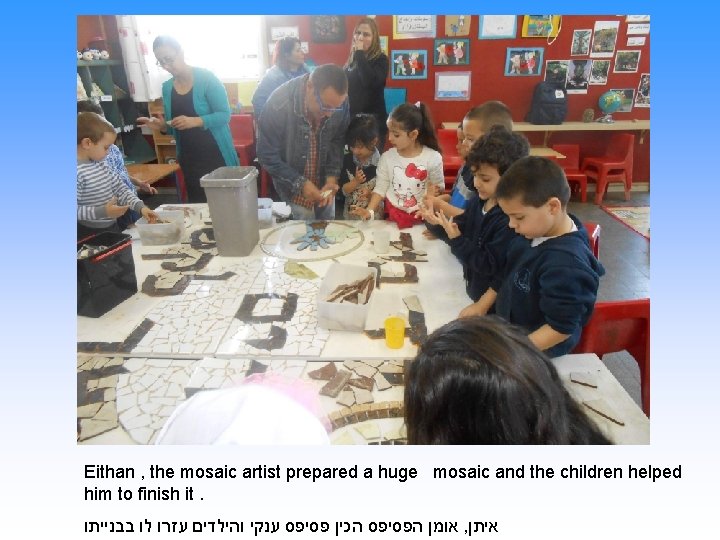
left=260, top=221, right=365, bottom=261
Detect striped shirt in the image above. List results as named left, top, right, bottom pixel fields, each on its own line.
left=77, top=160, right=144, bottom=228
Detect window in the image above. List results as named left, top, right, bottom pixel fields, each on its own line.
left=135, top=15, right=263, bottom=81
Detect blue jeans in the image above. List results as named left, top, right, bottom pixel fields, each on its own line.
left=289, top=200, right=335, bottom=220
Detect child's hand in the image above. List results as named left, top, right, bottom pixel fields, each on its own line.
left=355, top=167, right=367, bottom=184
left=104, top=197, right=130, bottom=218
left=427, top=183, right=443, bottom=197
left=141, top=207, right=159, bottom=223
left=459, top=302, right=487, bottom=318
left=435, top=210, right=460, bottom=239
left=349, top=205, right=371, bottom=220
left=137, top=182, right=158, bottom=195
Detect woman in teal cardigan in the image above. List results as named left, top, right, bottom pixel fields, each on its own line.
left=137, top=36, right=238, bottom=203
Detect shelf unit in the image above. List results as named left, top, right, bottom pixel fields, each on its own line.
left=148, top=99, right=178, bottom=165
left=77, top=59, right=156, bottom=165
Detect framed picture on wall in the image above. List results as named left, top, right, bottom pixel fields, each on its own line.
left=310, top=16, right=346, bottom=43
left=479, top=15, right=516, bottom=39
left=391, top=49, right=428, bottom=79
left=444, top=15, right=471, bottom=36
left=379, top=36, right=388, bottom=56
left=435, top=71, right=471, bottom=100
left=544, top=60, right=569, bottom=86
left=635, top=73, right=650, bottom=108
left=614, top=50, right=641, bottom=73
left=504, top=47, right=544, bottom=76
left=393, top=16, right=436, bottom=39
left=521, top=15, right=561, bottom=38
left=433, top=38, right=470, bottom=66
left=589, top=60, right=611, bottom=85
left=571, top=29, right=592, bottom=55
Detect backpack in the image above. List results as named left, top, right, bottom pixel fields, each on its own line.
left=525, top=81, right=567, bottom=125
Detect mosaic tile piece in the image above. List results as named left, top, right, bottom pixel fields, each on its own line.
left=374, top=372, right=392, bottom=391
left=77, top=319, right=154, bottom=354
left=284, top=261, right=319, bottom=280
left=352, top=387, right=374, bottom=405
left=290, top=221, right=336, bottom=251
left=336, top=390, right=355, bottom=407
left=331, top=430, right=355, bottom=445
left=307, top=362, right=338, bottom=380
left=320, top=370, right=352, bottom=398
left=354, top=421, right=381, bottom=441
left=185, top=358, right=251, bottom=398
left=348, top=376, right=374, bottom=391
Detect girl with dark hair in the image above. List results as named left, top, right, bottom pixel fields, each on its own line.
left=338, top=114, right=382, bottom=219
left=252, top=37, right=309, bottom=120
left=404, top=316, right=612, bottom=445
left=344, top=18, right=389, bottom=149
left=350, top=102, right=443, bottom=228
left=137, top=36, right=238, bottom=203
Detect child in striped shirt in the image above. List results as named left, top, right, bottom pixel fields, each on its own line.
left=77, top=112, right=157, bottom=239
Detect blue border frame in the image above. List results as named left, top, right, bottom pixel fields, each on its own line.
left=390, top=49, right=429, bottom=80
left=478, top=15, right=517, bottom=39
left=504, top=47, right=544, bottom=76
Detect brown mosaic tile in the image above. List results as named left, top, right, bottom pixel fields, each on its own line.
left=161, top=252, right=213, bottom=272
left=373, top=372, right=392, bottom=391
left=141, top=253, right=188, bottom=260
left=141, top=274, right=193, bottom=297
left=190, top=228, right=216, bottom=250
left=235, top=293, right=298, bottom=323
left=307, top=362, right=338, bottom=380
left=77, top=319, right=154, bottom=354
left=379, top=263, right=418, bottom=284
left=382, top=372, right=404, bottom=385
left=348, top=376, right=374, bottom=391
left=320, top=369, right=352, bottom=398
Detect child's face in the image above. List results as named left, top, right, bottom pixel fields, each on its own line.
left=82, top=131, right=116, bottom=162
left=456, top=128, right=467, bottom=158
left=471, top=163, right=501, bottom=201
left=350, top=140, right=376, bottom=163
left=499, top=195, right=560, bottom=239
left=461, top=119, right=485, bottom=154
left=387, top=119, right=418, bottom=152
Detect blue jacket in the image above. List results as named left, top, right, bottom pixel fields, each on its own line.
left=161, top=67, right=238, bottom=167
left=447, top=201, right=518, bottom=302
left=495, top=216, right=605, bottom=357
left=252, top=64, right=309, bottom=121
left=256, top=74, right=350, bottom=202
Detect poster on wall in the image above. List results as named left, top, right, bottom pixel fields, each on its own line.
left=627, top=36, right=646, bottom=46
left=270, top=26, right=299, bottom=41
left=393, top=16, right=436, bottom=39
left=434, top=38, right=470, bottom=65
left=521, top=15, right=561, bottom=38
left=614, top=50, right=641, bottom=73
left=571, top=29, right=592, bottom=56
left=627, top=23, right=650, bottom=35
left=545, top=60, right=569, bottom=87
left=635, top=73, right=650, bottom=108
left=310, top=16, right=345, bottom=43
left=590, top=21, right=619, bottom=58
left=444, top=15, right=471, bottom=36
left=589, top=60, right=611, bottom=85
left=565, top=59, right=591, bottom=94
left=478, top=15, right=516, bottom=39
left=435, top=71, right=471, bottom=100
left=505, top=47, right=544, bottom=76
left=391, top=49, right=428, bottom=79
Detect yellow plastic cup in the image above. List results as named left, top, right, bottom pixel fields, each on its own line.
left=384, top=316, right=405, bottom=349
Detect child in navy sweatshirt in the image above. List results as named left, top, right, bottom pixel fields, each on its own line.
left=473, top=156, right=605, bottom=357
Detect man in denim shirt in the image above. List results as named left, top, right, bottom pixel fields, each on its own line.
left=257, top=64, right=350, bottom=220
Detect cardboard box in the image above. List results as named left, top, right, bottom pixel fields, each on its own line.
left=317, top=263, right=377, bottom=331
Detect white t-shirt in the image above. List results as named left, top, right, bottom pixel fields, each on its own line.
left=373, top=146, right=444, bottom=214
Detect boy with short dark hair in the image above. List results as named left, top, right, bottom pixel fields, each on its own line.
left=482, top=156, right=605, bottom=357
left=77, top=112, right=157, bottom=239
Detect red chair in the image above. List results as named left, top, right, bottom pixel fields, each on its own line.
left=584, top=221, right=600, bottom=260
left=581, top=133, right=635, bottom=205
left=552, top=144, right=587, bottom=202
left=229, top=114, right=256, bottom=166
left=573, top=298, right=650, bottom=416
left=437, top=128, right=463, bottom=192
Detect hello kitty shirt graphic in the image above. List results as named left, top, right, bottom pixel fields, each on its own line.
left=392, top=163, right=427, bottom=213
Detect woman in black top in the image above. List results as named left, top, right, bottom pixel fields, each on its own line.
left=344, top=18, right=389, bottom=150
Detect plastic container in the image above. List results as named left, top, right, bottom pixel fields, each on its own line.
left=77, top=232, right=137, bottom=317
left=135, top=210, right=184, bottom=245
left=200, top=166, right=259, bottom=256
left=317, top=263, right=377, bottom=332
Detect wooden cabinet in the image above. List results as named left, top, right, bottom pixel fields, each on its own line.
left=77, top=59, right=156, bottom=165
left=148, top=99, right=178, bottom=165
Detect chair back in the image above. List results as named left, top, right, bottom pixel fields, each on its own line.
left=608, top=133, right=634, bottom=182
left=573, top=298, right=650, bottom=416
left=437, top=128, right=460, bottom=159
left=230, top=114, right=255, bottom=145
left=552, top=143, right=580, bottom=170
left=584, top=221, right=600, bottom=259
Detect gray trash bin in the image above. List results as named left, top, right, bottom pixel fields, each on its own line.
left=200, top=166, right=259, bottom=256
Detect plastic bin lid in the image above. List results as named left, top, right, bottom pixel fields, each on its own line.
left=200, top=166, right=258, bottom=188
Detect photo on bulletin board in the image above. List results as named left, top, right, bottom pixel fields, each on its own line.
left=435, top=71, right=471, bottom=100
left=521, top=15, right=561, bottom=38
left=590, top=20, right=619, bottom=58
left=614, top=50, right=641, bottom=73
left=379, top=36, right=388, bottom=56
left=544, top=60, right=569, bottom=87
left=393, top=15, right=436, bottom=39
left=444, top=15, right=471, bottom=36
left=635, top=73, right=650, bottom=108
left=565, top=59, right=591, bottom=94
left=391, top=50, right=428, bottom=79
left=589, top=59, right=611, bottom=85
left=505, top=47, right=544, bottom=76
left=433, top=38, right=470, bottom=66
left=609, top=88, right=635, bottom=112
left=479, top=15, right=517, bottom=39
left=571, top=29, right=592, bottom=56
left=310, top=16, right=345, bottom=43
left=270, top=26, right=299, bottom=41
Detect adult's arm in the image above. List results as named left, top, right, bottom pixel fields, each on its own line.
left=350, top=51, right=389, bottom=90
left=197, top=69, right=232, bottom=129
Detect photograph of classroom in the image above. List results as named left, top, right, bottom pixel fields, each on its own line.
left=77, top=14, right=650, bottom=445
